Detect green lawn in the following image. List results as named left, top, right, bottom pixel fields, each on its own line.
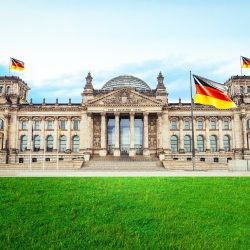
left=0, top=178, right=249, bottom=250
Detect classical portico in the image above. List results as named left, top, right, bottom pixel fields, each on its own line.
left=85, top=74, right=166, bottom=157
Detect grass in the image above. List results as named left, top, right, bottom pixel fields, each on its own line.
left=0, top=177, right=250, bottom=250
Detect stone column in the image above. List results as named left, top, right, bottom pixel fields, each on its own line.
left=129, top=112, right=135, bottom=157
left=28, top=118, right=32, bottom=151
left=3, top=114, right=9, bottom=150
left=53, top=118, right=58, bottom=151
left=66, top=118, right=71, bottom=152
left=242, top=115, right=247, bottom=150
left=231, top=116, right=235, bottom=150
left=41, top=118, right=45, bottom=151
left=162, top=111, right=170, bottom=152
left=114, top=112, right=120, bottom=156
left=218, top=117, right=224, bottom=151
left=80, top=112, right=87, bottom=152
left=99, top=112, right=107, bottom=156
left=179, top=117, right=184, bottom=153
left=157, top=113, right=163, bottom=153
left=143, top=112, right=149, bottom=156
left=87, top=113, right=93, bottom=152
left=205, top=117, right=210, bottom=151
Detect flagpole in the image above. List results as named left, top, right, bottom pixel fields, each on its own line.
left=190, top=71, right=195, bottom=171
left=9, top=58, right=11, bottom=76
left=240, top=56, right=242, bottom=76
left=57, top=139, right=59, bottom=170
left=43, top=142, right=45, bottom=171
left=29, top=134, right=32, bottom=171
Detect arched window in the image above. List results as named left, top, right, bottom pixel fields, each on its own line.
left=0, top=119, right=4, bottom=129
left=171, top=135, right=178, bottom=152
left=223, top=135, right=230, bottom=152
left=33, top=135, right=40, bottom=152
left=247, top=119, right=250, bottom=129
left=20, top=135, right=27, bottom=152
left=46, top=135, right=53, bottom=152
left=171, top=119, right=177, bottom=129
left=197, top=135, right=204, bottom=152
left=184, top=135, right=191, bottom=152
left=210, top=135, right=217, bottom=152
left=6, top=86, right=10, bottom=94
left=59, top=135, right=67, bottom=152
left=72, top=135, right=80, bottom=152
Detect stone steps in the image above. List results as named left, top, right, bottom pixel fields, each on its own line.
left=83, top=156, right=164, bottom=170
left=163, top=161, right=228, bottom=171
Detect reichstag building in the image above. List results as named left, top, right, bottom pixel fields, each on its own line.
left=0, top=72, right=249, bottom=164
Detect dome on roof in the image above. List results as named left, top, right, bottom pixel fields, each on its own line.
left=102, top=75, right=151, bottom=91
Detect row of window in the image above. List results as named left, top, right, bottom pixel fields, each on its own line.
left=20, top=135, right=80, bottom=152
left=240, top=85, right=250, bottom=94
left=19, top=120, right=80, bottom=130
left=171, top=119, right=230, bottom=130
left=170, top=135, right=230, bottom=153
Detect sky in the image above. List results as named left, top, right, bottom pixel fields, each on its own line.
left=0, top=0, right=250, bottom=103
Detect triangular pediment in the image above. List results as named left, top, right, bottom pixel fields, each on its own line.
left=88, top=88, right=163, bottom=107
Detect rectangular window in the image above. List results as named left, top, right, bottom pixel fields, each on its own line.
left=73, top=120, right=79, bottom=130
left=171, top=120, right=177, bottom=130
left=247, top=86, right=250, bottom=93
left=21, top=121, right=27, bottom=130
left=34, top=121, right=40, bottom=130
left=184, top=121, right=190, bottom=129
left=240, top=86, right=244, bottom=94
left=210, top=120, right=216, bottom=129
left=223, top=120, right=229, bottom=130
left=197, top=121, right=203, bottom=129
left=60, top=120, right=66, bottom=130
left=47, top=121, right=53, bottom=130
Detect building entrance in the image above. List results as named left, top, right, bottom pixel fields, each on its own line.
left=107, top=116, right=143, bottom=156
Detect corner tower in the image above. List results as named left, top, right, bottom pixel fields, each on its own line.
left=0, top=76, right=29, bottom=105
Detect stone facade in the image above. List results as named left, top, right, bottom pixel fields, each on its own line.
left=0, top=73, right=250, bottom=164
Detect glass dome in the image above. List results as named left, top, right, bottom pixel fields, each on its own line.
left=102, top=75, right=151, bottom=91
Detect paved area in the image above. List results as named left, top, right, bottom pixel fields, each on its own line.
left=0, top=169, right=250, bottom=177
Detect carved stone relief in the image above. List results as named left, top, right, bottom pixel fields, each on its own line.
left=148, top=115, right=157, bottom=149
left=93, top=114, right=101, bottom=149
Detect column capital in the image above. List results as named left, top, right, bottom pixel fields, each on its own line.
left=87, top=112, right=92, bottom=117
left=129, top=112, right=135, bottom=116
left=101, top=112, right=106, bottom=117
left=143, top=112, right=149, bottom=116
left=114, top=112, right=120, bottom=117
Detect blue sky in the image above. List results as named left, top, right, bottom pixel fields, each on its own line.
left=0, top=0, right=249, bottom=103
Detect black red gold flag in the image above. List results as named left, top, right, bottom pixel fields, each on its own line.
left=242, top=56, right=250, bottom=68
left=193, top=75, right=236, bottom=109
left=10, top=57, right=25, bottom=70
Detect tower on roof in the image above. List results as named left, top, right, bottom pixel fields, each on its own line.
left=156, top=72, right=168, bottom=104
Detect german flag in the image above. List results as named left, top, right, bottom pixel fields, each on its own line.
left=242, top=56, right=250, bottom=68
left=10, top=57, right=25, bottom=71
left=193, top=75, right=236, bottom=109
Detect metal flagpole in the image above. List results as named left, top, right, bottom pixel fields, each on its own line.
left=240, top=56, right=242, bottom=76
left=43, top=141, right=45, bottom=171
left=190, top=71, right=195, bottom=171
left=29, top=126, right=32, bottom=171
left=9, top=58, right=11, bottom=76
left=56, top=139, right=59, bottom=170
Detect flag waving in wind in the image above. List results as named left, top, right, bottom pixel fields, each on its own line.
left=10, top=57, right=25, bottom=71
left=193, top=75, right=236, bottom=109
left=242, top=56, right=250, bottom=68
